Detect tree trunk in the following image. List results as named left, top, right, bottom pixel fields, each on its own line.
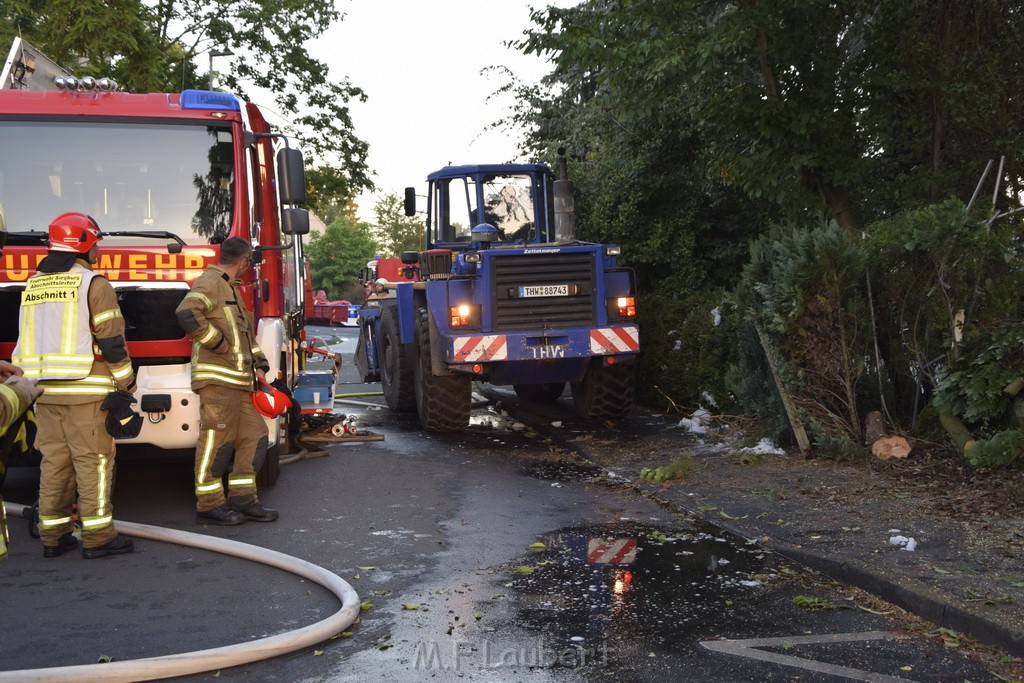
left=755, top=324, right=811, bottom=454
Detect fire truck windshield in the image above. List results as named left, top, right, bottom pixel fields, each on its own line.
left=0, top=120, right=235, bottom=245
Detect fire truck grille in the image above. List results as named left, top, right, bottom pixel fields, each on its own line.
left=118, top=289, right=189, bottom=342
left=491, top=252, right=597, bottom=332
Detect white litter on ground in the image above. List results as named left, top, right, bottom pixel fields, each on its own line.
left=889, top=535, right=917, bottom=551
left=551, top=421, right=563, bottom=428
left=678, top=408, right=712, bottom=433
left=737, top=438, right=785, bottom=455
left=700, top=391, right=719, bottom=408
left=711, top=307, right=722, bottom=326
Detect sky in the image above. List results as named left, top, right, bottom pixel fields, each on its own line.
left=306, top=1, right=571, bottom=222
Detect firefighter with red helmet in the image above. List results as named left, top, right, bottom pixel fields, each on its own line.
left=175, top=237, right=279, bottom=525
left=12, top=212, right=136, bottom=559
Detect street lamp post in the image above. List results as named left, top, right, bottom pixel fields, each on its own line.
left=208, top=49, right=234, bottom=90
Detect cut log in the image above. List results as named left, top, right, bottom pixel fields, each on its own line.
left=872, top=435, right=911, bottom=460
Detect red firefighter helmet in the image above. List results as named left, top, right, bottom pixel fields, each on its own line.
left=48, top=213, right=102, bottom=253
left=252, top=379, right=291, bottom=418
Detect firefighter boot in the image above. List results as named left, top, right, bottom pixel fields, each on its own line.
left=196, top=505, right=245, bottom=526
left=82, top=535, right=134, bottom=559
left=42, top=532, right=79, bottom=558
left=230, top=501, right=279, bottom=523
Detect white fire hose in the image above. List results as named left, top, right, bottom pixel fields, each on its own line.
left=0, top=502, right=360, bottom=682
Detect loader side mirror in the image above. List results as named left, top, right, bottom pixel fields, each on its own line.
left=404, top=187, right=416, bottom=216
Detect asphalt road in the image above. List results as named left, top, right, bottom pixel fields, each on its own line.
left=0, top=324, right=1005, bottom=681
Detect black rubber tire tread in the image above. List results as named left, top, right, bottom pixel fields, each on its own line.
left=513, top=382, right=566, bottom=403
left=256, top=444, right=282, bottom=488
left=413, top=307, right=470, bottom=432
left=380, top=306, right=416, bottom=412
left=571, top=361, right=636, bottom=419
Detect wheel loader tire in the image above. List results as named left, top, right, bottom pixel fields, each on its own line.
left=513, top=382, right=566, bottom=403
left=571, top=360, right=635, bottom=420
left=413, top=307, right=470, bottom=432
left=381, top=306, right=416, bottom=412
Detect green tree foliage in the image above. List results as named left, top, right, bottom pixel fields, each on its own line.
left=738, top=220, right=872, bottom=449
left=863, top=201, right=1024, bottom=428
left=517, top=1, right=1024, bottom=233
left=370, top=193, right=422, bottom=258
left=511, top=1, right=1024, bottom=458
left=1, top=0, right=371, bottom=198
left=637, top=289, right=737, bottom=415
left=306, top=166, right=358, bottom=226
left=305, top=216, right=377, bottom=300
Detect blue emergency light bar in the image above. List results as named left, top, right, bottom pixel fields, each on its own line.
left=180, top=89, right=240, bottom=111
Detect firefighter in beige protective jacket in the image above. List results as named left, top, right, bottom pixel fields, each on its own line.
left=0, top=361, right=42, bottom=560
left=175, top=237, right=278, bottom=526
left=13, top=213, right=136, bottom=559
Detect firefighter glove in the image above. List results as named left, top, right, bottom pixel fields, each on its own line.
left=3, top=374, right=42, bottom=403
left=101, top=390, right=143, bottom=439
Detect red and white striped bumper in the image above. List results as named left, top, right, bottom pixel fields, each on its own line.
left=589, top=325, right=639, bottom=355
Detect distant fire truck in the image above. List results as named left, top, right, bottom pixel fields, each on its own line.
left=0, top=55, right=313, bottom=486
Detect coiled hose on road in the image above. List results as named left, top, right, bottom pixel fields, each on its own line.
left=0, top=502, right=361, bottom=683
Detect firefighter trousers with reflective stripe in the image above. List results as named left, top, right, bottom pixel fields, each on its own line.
left=35, top=401, right=117, bottom=548
left=194, top=384, right=269, bottom=513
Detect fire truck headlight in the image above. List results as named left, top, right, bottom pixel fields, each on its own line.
left=54, top=77, right=67, bottom=90
left=63, top=76, right=79, bottom=91
left=464, top=252, right=481, bottom=264
left=606, top=245, right=621, bottom=256
left=81, top=76, right=96, bottom=91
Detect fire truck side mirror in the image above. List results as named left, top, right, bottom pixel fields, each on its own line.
left=277, top=148, right=307, bottom=205
left=404, top=187, right=416, bottom=216
left=281, top=207, right=310, bottom=236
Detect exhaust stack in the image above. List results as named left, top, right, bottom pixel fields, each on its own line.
left=553, top=147, right=576, bottom=243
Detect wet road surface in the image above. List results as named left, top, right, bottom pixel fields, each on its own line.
left=0, top=325, right=1007, bottom=681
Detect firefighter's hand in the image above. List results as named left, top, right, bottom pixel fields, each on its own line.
left=0, top=360, right=23, bottom=381
left=4, top=374, right=42, bottom=402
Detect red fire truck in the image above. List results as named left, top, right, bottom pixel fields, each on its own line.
left=0, top=78, right=312, bottom=486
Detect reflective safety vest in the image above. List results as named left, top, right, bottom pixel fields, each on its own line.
left=13, top=266, right=97, bottom=381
